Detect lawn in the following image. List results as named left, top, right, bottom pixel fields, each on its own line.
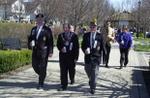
left=134, top=37, right=150, bottom=52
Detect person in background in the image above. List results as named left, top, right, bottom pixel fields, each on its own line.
left=97, top=26, right=101, bottom=33
left=57, top=23, right=79, bottom=91
left=28, top=13, right=53, bottom=90
left=70, top=25, right=75, bottom=32
left=81, top=21, right=104, bottom=94
left=103, top=22, right=115, bottom=67
left=117, top=26, right=132, bottom=69
left=115, top=28, right=122, bottom=41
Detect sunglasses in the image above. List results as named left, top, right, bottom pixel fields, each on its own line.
left=90, top=26, right=97, bottom=28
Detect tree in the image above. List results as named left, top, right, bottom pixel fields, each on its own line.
left=37, top=0, right=114, bottom=28
left=11, top=0, right=25, bottom=22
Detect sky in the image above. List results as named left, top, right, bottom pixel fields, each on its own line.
left=108, top=0, right=138, bottom=11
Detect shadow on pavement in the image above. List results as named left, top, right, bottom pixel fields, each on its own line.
left=49, top=60, right=141, bottom=69
left=0, top=81, right=60, bottom=90
left=142, top=70, right=150, bottom=97
left=97, top=77, right=129, bottom=98
left=131, top=69, right=150, bottom=98
left=48, top=60, right=85, bottom=66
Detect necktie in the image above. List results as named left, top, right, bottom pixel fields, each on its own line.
left=36, top=26, right=43, bottom=40
left=91, top=33, right=94, bottom=48
left=91, top=32, right=97, bottom=49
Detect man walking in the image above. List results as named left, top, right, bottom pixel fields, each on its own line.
left=81, top=21, right=104, bottom=94
left=117, top=27, right=132, bottom=69
left=57, top=24, right=79, bottom=91
left=28, top=13, right=53, bottom=90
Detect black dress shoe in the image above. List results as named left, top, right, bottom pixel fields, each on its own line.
left=70, top=80, right=75, bottom=85
left=120, top=64, right=123, bottom=69
left=105, top=64, right=109, bottom=68
left=89, top=81, right=91, bottom=86
left=124, top=64, right=127, bottom=67
left=37, top=85, right=44, bottom=90
left=90, top=89, right=95, bottom=94
left=119, top=66, right=122, bottom=69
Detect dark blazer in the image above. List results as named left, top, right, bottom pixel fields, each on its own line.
left=28, top=25, right=53, bottom=58
left=81, top=32, right=104, bottom=64
left=57, top=32, right=79, bottom=60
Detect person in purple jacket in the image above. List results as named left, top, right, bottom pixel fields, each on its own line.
left=117, top=27, right=132, bottom=69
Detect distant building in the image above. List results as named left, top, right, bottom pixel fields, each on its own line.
left=23, top=0, right=33, bottom=2
left=0, top=0, right=41, bottom=23
left=0, top=0, right=16, bottom=20
left=0, top=0, right=60, bottom=25
left=109, top=11, right=136, bottom=29
left=0, top=5, right=5, bottom=20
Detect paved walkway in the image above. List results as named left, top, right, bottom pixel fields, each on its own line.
left=0, top=43, right=149, bottom=98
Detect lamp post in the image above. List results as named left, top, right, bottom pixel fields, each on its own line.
left=137, top=0, right=141, bottom=38
left=1, top=0, right=8, bottom=20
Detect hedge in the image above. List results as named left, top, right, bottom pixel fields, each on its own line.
left=0, top=22, right=34, bottom=48
left=0, top=49, right=32, bottom=73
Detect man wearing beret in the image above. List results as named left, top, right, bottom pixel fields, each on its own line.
left=81, top=21, right=104, bottom=94
left=28, top=13, right=53, bottom=90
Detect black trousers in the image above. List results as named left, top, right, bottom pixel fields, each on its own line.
left=104, top=43, right=111, bottom=66
left=119, top=48, right=129, bottom=67
left=59, top=54, right=76, bottom=88
left=85, top=57, right=99, bottom=90
left=32, top=51, right=48, bottom=86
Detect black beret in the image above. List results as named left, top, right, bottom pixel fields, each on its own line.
left=90, top=21, right=97, bottom=26
left=36, top=13, right=44, bottom=18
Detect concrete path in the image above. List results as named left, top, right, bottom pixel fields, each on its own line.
left=0, top=43, right=149, bottom=98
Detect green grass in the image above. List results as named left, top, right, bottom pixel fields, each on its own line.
left=134, top=44, right=150, bottom=52
left=134, top=37, right=150, bottom=42
left=134, top=37, right=150, bottom=52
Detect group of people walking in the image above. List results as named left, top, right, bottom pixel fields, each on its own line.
left=28, top=13, right=132, bottom=94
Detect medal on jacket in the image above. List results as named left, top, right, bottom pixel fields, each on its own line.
left=43, top=36, right=46, bottom=41
left=32, top=29, right=36, bottom=35
left=69, top=42, right=73, bottom=51
left=65, top=41, right=69, bottom=46
left=97, top=46, right=100, bottom=50
left=93, top=40, right=97, bottom=48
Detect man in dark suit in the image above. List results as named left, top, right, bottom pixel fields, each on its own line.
left=57, top=24, right=79, bottom=91
left=28, top=13, right=53, bottom=90
left=81, top=21, right=104, bottom=94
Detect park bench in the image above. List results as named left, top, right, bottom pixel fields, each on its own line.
left=0, top=38, right=21, bottom=50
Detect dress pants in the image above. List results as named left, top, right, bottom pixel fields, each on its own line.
left=85, top=57, right=99, bottom=89
left=32, top=51, right=48, bottom=86
left=59, top=54, right=76, bottom=88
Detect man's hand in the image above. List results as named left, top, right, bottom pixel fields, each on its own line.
left=74, top=59, right=77, bottom=63
left=85, top=48, right=90, bottom=55
left=49, top=53, right=53, bottom=57
left=112, top=38, right=116, bottom=42
left=61, top=47, right=66, bottom=53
